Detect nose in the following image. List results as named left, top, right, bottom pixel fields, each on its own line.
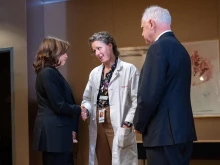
left=65, top=53, right=68, bottom=58
left=95, top=49, right=100, bottom=56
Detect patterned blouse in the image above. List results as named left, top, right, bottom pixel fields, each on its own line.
left=97, top=58, right=118, bottom=108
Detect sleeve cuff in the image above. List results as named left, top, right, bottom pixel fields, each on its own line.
left=134, top=123, right=147, bottom=133
left=125, top=114, right=134, bottom=123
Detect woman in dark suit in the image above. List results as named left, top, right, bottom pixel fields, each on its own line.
left=32, top=36, right=82, bottom=165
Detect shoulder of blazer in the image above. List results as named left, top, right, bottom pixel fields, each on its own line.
left=154, top=32, right=176, bottom=45
left=37, top=67, right=60, bottom=79
left=150, top=33, right=178, bottom=50
left=158, top=31, right=176, bottom=40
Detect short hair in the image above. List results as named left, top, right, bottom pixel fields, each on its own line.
left=142, top=5, right=171, bottom=25
left=33, top=36, right=70, bottom=74
left=88, top=31, right=120, bottom=57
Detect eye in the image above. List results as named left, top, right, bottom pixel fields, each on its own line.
left=97, top=47, right=102, bottom=50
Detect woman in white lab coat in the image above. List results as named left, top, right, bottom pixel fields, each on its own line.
left=81, top=31, right=139, bottom=165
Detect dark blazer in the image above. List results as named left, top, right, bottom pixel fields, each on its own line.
left=33, top=67, right=81, bottom=152
left=134, top=32, right=197, bottom=147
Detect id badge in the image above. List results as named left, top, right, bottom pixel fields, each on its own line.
left=99, top=108, right=106, bottom=123
left=99, top=95, right=108, bottom=100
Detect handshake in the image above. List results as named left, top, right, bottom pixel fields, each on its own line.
left=81, top=105, right=89, bottom=121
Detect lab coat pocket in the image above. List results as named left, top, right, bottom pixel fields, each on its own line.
left=118, top=127, right=135, bottom=148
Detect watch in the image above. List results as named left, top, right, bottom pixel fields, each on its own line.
left=123, top=121, right=133, bottom=127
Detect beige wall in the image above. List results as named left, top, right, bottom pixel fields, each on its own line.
left=44, top=2, right=69, bottom=77
left=27, top=1, right=45, bottom=165
left=0, top=0, right=29, bottom=165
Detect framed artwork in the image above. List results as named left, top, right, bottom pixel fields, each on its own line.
left=183, top=40, right=220, bottom=117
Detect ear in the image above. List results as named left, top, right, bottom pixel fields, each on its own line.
left=149, top=19, right=156, bottom=30
left=108, top=43, right=113, bottom=49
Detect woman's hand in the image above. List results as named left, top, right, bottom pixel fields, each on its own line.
left=81, top=105, right=88, bottom=121
left=72, top=131, right=78, bottom=143
left=122, top=124, right=130, bottom=128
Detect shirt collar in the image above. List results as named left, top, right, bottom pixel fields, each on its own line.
left=155, top=30, right=172, bottom=41
left=102, top=57, right=118, bottom=72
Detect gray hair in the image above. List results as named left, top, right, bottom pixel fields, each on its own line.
left=88, top=31, right=120, bottom=57
left=142, top=5, right=171, bottom=25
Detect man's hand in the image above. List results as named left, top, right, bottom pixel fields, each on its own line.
left=134, top=129, right=142, bottom=134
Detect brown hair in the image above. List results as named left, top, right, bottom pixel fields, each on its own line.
left=33, top=36, right=70, bottom=74
left=88, top=31, right=120, bottom=57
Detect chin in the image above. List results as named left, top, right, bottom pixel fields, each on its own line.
left=102, top=60, right=110, bottom=64
left=145, top=39, right=152, bottom=44
left=99, top=59, right=106, bottom=63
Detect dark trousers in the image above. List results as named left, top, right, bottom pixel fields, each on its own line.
left=42, top=152, right=73, bottom=165
left=146, top=142, right=193, bottom=165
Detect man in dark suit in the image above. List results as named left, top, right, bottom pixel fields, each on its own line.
left=134, top=6, right=197, bottom=165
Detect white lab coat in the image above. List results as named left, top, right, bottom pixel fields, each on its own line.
left=82, top=59, right=139, bottom=165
